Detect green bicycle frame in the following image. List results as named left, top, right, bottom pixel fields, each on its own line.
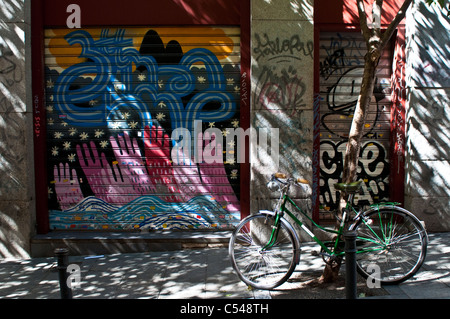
left=260, top=173, right=410, bottom=265
left=354, top=203, right=403, bottom=254
left=263, top=194, right=361, bottom=258
left=263, top=193, right=404, bottom=257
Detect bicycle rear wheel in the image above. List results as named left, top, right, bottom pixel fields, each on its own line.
left=351, top=206, right=428, bottom=285
left=229, top=213, right=299, bottom=290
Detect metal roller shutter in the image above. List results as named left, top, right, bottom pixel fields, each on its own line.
left=44, top=26, right=242, bottom=230
left=318, top=31, right=392, bottom=215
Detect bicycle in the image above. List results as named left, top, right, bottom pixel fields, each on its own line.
left=229, top=173, right=428, bottom=290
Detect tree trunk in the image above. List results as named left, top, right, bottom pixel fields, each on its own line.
left=320, top=255, right=343, bottom=284
left=342, top=53, right=379, bottom=184
left=319, top=0, right=415, bottom=285
left=319, top=53, right=379, bottom=284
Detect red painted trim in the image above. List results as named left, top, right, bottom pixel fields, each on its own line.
left=316, top=0, right=404, bottom=27
left=312, top=25, right=321, bottom=223
left=239, top=0, right=251, bottom=220
left=314, top=23, right=360, bottom=32
left=315, top=17, right=406, bottom=214
left=32, top=0, right=50, bottom=234
left=389, top=27, right=406, bottom=206
left=43, top=0, right=241, bottom=26
left=314, top=9, right=361, bottom=223
left=34, top=0, right=251, bottom=230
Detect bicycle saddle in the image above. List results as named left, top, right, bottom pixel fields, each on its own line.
left=334, top=181, right=363, bottom=193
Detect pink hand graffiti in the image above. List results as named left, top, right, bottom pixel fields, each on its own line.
left=76, top=141, right=139, bottom=205
left=144, top=125, right=181, bottom=202
left=57, top=127, right=240, bottom=210
left=198, top=131, right=240, bottom=211
left=171, top=130, right=240, bottom=211
left=110, top=131, right=156, bottom=194
left=53, top=163, right=83, bottom=210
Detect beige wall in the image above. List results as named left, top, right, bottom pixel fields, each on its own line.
left=250, top=0, right=315, bottom=236
left=0, top=0, right=35, bottom=258
left=405, top=0, right=450, bottom=231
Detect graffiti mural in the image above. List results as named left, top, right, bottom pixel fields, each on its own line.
left=251, top=29, right=314, bottom=182
left=319, top=32, right=392, bottom=212
left=45, top=27, right=242, bottom=230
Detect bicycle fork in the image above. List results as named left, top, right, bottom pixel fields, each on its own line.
left=262, top=213, right=282, bottom=251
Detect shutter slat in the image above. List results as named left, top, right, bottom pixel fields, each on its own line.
left=45, top=26, right=242, bottom=230
left=319, top=31, right=392, bottom=214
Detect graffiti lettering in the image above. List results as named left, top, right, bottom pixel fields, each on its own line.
left=53, top=30, right=235, bottom=135
left=253, top=33, right=313, bottom=62
left=320, top=140, right=389, bottom=210
left=241, top=71, right=248, bottom=106
left=320, top=48, right=345, bottom=80
left=255, top=66, right=307, bottom=112
left=47, top=28, right=242, bottom=230
left=318, top=32, right=391, bottom=212
left=320, top=33, right=365, bottom=75
left=0, top=46, right=23, bottom=88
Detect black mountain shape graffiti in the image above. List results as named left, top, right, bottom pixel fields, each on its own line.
left=139, top=30, right=184, bottom=66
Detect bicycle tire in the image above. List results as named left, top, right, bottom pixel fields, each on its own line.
left=229, top=213, right=299, bottom=290
left=350, top=206, right=428, bottom=285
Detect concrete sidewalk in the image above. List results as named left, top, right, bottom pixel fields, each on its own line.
left=0, top=232, right=449, bottom=299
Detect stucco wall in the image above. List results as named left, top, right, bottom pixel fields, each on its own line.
left=1, top=0, right=449, bottom=259
left=0, top=0, right=34, bottom=258
left=250, top=0, right=315, bottom=235
left=405, top=0, right=450, bottom=231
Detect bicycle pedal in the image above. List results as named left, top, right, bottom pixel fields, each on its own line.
left=311, top=250, right=332, bottom=258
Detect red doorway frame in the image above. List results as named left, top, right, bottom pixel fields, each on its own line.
left=313, top=0, right=406, bottom=222
left=31, top=0, right=251, bottom=234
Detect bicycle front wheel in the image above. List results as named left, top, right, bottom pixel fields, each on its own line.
left=351, top=206, right=428, bottom=285
left=229, top=213, right=299, bottom=290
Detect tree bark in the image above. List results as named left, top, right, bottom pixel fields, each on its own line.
left=319, top=0, right=414, bottom=284
left=320, top=39, right=380, bottom=286
left=342, top=52, right=379, bottom=185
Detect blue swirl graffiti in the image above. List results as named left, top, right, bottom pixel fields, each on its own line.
left=49, top=195, right=240, bottom=230
left=52, top=29, right=236, bottom=135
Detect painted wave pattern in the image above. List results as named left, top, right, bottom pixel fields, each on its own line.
left=49, top=195, right=240, bottom=230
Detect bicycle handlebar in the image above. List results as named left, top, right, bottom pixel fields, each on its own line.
left=273, top=172, right=309, bottom=185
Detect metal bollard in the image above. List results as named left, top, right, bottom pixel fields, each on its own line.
left=344, top=230, right=357, bottom=299
left=54, top=248, right=73, bottom=299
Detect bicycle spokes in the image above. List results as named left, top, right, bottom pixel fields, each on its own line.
left=354, top=208, right=427, bottom=284
left=229, top=213, right=298, bottom=290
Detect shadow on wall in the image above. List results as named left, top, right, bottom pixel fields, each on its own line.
left=249, top=1, right=314, bottom=242
left=0, top=1, right=32, bottom=258
left=405, top=1, right=450, bottom=231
